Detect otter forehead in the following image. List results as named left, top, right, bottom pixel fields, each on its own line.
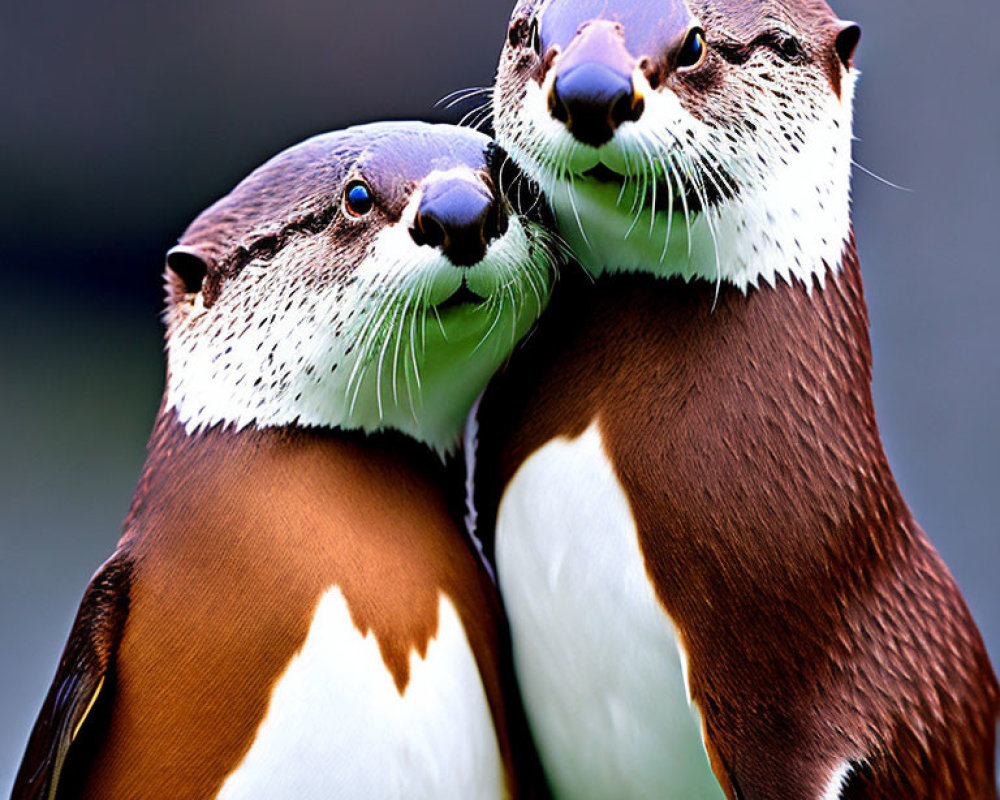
left=175, top=122, right=493, bottom=280
left=184, top=122, right=493, bottom=239
left=530, top=0, right=841, bottom=48
left=514, top=0, right=849, bottom=102
left=535, top=0, right=694, bottom=63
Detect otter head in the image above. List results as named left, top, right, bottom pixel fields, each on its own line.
left=163, top=122, right=557, bottom=454
left=495, top=0, right=860, bottom=290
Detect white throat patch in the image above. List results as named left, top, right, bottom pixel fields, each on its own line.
left=498, top=67, right=857, bottom=292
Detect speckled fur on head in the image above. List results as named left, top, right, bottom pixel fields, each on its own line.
left=162, top=122, right=557, bottom=454
left=494, top=0, right=860, bottom=291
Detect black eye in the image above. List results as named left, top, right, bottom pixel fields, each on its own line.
left=677, top=27, right=707, bottom=70
left=344, top=180, right=374, bottom=218
left=529, top=17, right=542, bottom=55
left=776, top=34, right=805, bottom=62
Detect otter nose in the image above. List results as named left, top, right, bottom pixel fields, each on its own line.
left=549, top=64, right=643, bottom=148
left=410, top=177, right=508, bottom=267
left=545, top=19, right=643, bottom=148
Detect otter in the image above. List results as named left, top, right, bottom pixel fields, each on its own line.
left=474, top=2, right=999, bottom=798
left=12, top=122, right=556, bottom=800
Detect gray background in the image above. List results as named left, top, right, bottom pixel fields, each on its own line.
left=1, top=0, right=996, bottom=788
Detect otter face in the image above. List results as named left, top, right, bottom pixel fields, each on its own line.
left=163, top=122, right=557, bottom=453
left=495, top=0, right=860, bottom=290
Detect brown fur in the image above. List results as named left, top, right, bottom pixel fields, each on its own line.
left=16, top=412, right=540, bottom=800
left=12, top=555, right=132, bottom=800
left=13, top=121, right=552, bottom=800
left=476, top=244, right=999, bottom=799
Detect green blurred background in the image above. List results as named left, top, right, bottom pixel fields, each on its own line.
left=1, top=0, right=997, bottom=787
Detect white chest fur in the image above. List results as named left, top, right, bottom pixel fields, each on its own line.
left=216, top=588, right=507, bottom=800
left=496, top=423, right=725, bottom=799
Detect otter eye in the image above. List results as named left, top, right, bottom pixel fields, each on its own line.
left=344, top=180, right=374, bottom=218
left=508, top=15, right=542, bottom=55
left=677, top=28, right=707, bottom=70
left=529, top=17, right=542, bottom=55
left=776, top=34, right=805, bottom=62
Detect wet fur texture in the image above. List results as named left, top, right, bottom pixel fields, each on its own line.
left=482, top=0, right=1000, bottom=797
left=477, top=258, right=999, bottom=800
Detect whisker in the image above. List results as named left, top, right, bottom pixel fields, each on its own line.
left=459, top=100, right=494, bottom=131
left=345, top=286, right=385, bottom=414
left=658, top=154, right=676, bottom=263
left=410, top=275, right=428, bottom=395
left=566, top=171, right=593, bottom=251
left=402, top=280, right=423, bottom=421
left=666, top=149, right=695, bottom=260
left=647, top=143, right=659, bottom=237
left=852, top=160, right=912, bottom=192
left=436, top=86, right=492, bottom=109
left=419, top=274, right=431, bottom=357
left=472, top=293, right=505, bottom=355
left=674, top=143, right=724, bottom=302
left=347, top=277, right=397, bottom=419
left=617, top=150, right=632, bottom=207
left=389, top=294, right=409, bottom=409
left=431, top=298, right=448, bottom=340
left=374, top=302, right=398, bottom=420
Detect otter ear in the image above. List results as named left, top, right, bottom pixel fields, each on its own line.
left=166, top=245, right=212, bottom=295
left=834, top=21, right=861, bottom=69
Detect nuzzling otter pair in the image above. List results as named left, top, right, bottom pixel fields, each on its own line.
left=12, top=1, right=998, bottom=799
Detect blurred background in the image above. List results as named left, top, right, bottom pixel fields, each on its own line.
left=1, top=0, right=997, bottom=786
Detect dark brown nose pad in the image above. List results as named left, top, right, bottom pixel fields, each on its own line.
left=410, top=178, right=509, bottom=267
left=548, top=63, right=644, bottom=148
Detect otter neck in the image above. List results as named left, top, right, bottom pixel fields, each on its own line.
left=161, top=295, right=505, bottom=460
left=484, top=245, right=904, bottom=779
left=485, top=238, right=919, bottom=604
left=126, top=410, right=464, bottom=553
left=109, top=410, right=516, bottom=796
